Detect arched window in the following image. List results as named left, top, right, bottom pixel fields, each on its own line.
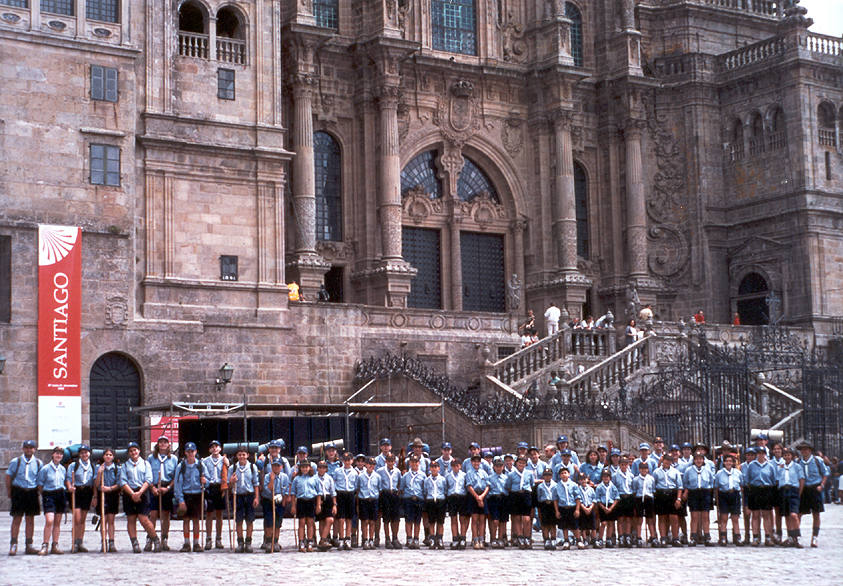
left=314, top=132, right=342, bottom=242
left=735, top=272, right=770, bottom=326
left=565, top=2, right=583, bottom=67
left=41, top=0, right=74, bottom=16
left=818, top=102, right=837, bottom=147
left=216, top=5, right=246, bottom=64
left=216, top=6, right=243, bottom=38
left=767, top=107, right=786, bottom=151
left=432, top=0, right=477, bottom=56
left=401, top=151, right=442, bottom=199
left=748, top=112, right=764, bottom=156
left=178, top=1, right=208, bottom=58
left=730, top=118, right=744, bottom=162
left=313, top=0, right=338, bottom=30
left=458, top=157, right=499, bottom=202
left=574, top=162, right=589, bottom=259
left=86, top=0, right=120, bottom=23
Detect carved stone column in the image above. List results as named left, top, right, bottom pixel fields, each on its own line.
left=551, top=110, right=578, bottom=273
left=624, top=118, right=648, bottom=278
left=441, top=145, right=465, bottom=311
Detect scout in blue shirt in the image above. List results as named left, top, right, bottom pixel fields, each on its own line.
left=323, top=444, right=342, bottom=475
left=578, top=450, right=604, bottom=486
left=577, top=473, right=597, bottom=547
left=378, top=453, right=403, bottom=550
left=229, top=446, right=260, bottom=553
left=261, top=459, right=290, bottom=553
left=486, top=458, right=509, bottom=549
left=332, top=451, right=358, bottom=549
left=173, top=443, right=206, bottom=552
left=798, top=442, right=829, bottom=547
left=595, top=469, right=619, bottom=547
left=631, top=443, right=659, bottom=476
left=553, top=450, right=578, bottom=482
left=466, top=454, right=490, bottom=549
left=315, top=461, right=337, bottom=551
left=96, top=448, right=121, bottom=552
left=553, top=467, right=580, bottom=549
left=7, top=440, right=42, bottom=556
left=401, top=456, right=426, bottom=548
left=436, top=442, right=456, bottom=478
left=36, top=447, right=67, bottom=555
left=526, top=447, right=548, bottom=483
left=119, top=442, right=159, bottom=553
left=291, top=460, right=322, bottom=552
left=462, top=442, right=492, bottom=475
left=147, top=436, right=178, bottom=552
left=682, top=452, right=715, bottom=546
left=612, top=457, right=635, bottom=547
left=506, top=456, right=535, bottom=549
left=550, top=435, right=581, bottom=467
left=356, top=458, right=381, bottom=549
left=631, top=461, right=657, bottom=547
left=746, top=448, right=777, bottom=545
left=652, top=455, right=683, bottom=547
left=423, top=460, right=448, bottom=549
left=446, top=459, right=469, bottom=550
left=714, top=453, right=743, bottom=545
left=201, top=440, right=228, bottom=551
left=375, top=438, right=392, bottom=469
left=537, top=468, right=557, bottom=549
left=67, top=445, right=97, bottom=553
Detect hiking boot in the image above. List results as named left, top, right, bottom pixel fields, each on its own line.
left=25, top=543, right=39, bottom=555
left=132, top=541, right=142, bottom=554
left=77, top=542, right=88, bottom=553
left=235, top=539, right=245, bottom=554
left=180, top=542, right=192, bottom=552
left=298, top=540, right=306, bottom=553
left=8, top=542, right=16, bottom=556
left=50, top=543, right=64, bottom=555
left=108, top=540, right=118, bottom=553
left=306, top=539, right=314, bottom=553
left=244, top=539, right=253, bottom=554
left=38, top=543, right=49, bottom=556
left=215, top=538, right=224, bottom=550
left=205, top=537, right=213, bottom=551
left=193, top=541, right=202, bottom=553
left=161, top=537, right=170, bottom=552
left=392, top=537, right=402, bottom=550
left=143, top=537, right=153, bottom=552
left=152, top=537, right=161, bottom=553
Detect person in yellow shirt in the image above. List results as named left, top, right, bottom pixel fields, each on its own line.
left=287, top=282, right=301, bottom=302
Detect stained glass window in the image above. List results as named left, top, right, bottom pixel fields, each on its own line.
left=432, top=0, right=476, bottom=56
left=41, top=0, right=73, bottom=15
left=574, top=162, right=589, bottom=259
left=458, top=156, right=498, bottom=202
left=401, top=151, right=441, bottom=199
left=313, top=0, right=338, bottom=30
left=314, top=131, right=342, bottom=241
left=565, top=2, right=583, bottom=67
left=86, top=0, right=119, bottom=23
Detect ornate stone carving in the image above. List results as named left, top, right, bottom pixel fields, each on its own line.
left=433, top=81, right=481, bottom=146
left=498, top=9, right=527, bottom=63
left=647, top=224, right=689, bottom=278
left=397, top=102, right=410, bottom=141
left=502, top=117, right=524, bottom=156
left=105, top=296, right=129, bottom=328
left=459, top=192, right=507, bottom=228
left=402, top=186, right=434, bottom=224
left=316, top=240, right=355, bottom=261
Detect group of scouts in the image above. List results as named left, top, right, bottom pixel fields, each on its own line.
left=5, top=432, right=831, bottom=555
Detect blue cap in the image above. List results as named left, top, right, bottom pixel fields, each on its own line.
left=296, top=446, right=308, bottom=454
left=557, top=435, right=568, bottom=443
left=209, top=440, right=221, bottom=447
left=469, top=442, right=480, bottom=449
left=482, top=451, right=492, bottom=458
left=746, top=447, right=757, bottom=454
left=78, top=444, right=91, bottom=452
left=380, top=438, right=391, bottom=446
left=271, top=458, right=284, bottom=466
left=610, top=448, right=621, bottom=456
left=561, top=449, right=572, bottom=456
left=442, top=442, right=452, bottom=449
left=516, top=441, right=529, bottom=449
left=184, top=442, right=197, bottom=451
left=639, top=442, right=650, bottom=450
left=127, top=442, right=140, bottom=450
left=156, top=435, right=170, bottom=443
left=22, top=440, right=36, bottom=448
left=757, top=433, right=768, bottom=440
left=681, top=442, right=692, bottom=449
left=325, top=443, right=337, bottom=450
left=528, top=445, right=539, bottom=452
left=504, top=453, right=514, bottom=459
left=597, top=445, right=608, bottom=451
left=670, top=444, right=681, bottom=451
left=355, top=453, right=366, bottom=460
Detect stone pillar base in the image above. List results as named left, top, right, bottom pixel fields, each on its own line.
left=529, top=271, right=593, bottom=320
left=367, top=259, right=418, bottom=309
left=286, top=253, right=330, bottom=300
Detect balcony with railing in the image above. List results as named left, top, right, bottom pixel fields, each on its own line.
left=767, top=131, right=786, bottom=151
left=217, top=37, right=246, bottom=65
left=178, top=31, right=209, bottom=59
left=819, top=128, right=837, bottom=148
left=804, top=33, right=843, bottom=57
left=720, top=35, right=787, bottom=71
left=645, top=0, right=778, bottom=18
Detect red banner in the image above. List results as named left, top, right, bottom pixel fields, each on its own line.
left=38, top=225, right=82, bottom=448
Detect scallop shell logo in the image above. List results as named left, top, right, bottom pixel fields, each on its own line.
left=39, top=225, right=79, bottom=267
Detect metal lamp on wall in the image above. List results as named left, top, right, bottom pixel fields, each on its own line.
left=215, top=362, right=233, bottom=391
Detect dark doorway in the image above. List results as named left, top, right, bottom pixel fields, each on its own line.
left=461, top=232, right=505, bottom=312
left=89, top=353, right=141, bottom=449
left=736, top=272, right=770, bottom=325
left=403, top=226, right=442, bottom=309
left=324, top=265, right=344, bottom=303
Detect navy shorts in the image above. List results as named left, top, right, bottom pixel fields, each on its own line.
left=234, top=493, right=256, bottom=523
left=180, top=493, right=203, bottom=519
left=316, top=496, right=334, bottom=521
left=617, top=495, right=635, bottom=518
left=42, top=490, right=66, bottom=514
left=336, top=491, right=355, bottom=520
left=73, top=486, right=94, bottom=510
left=10, top=487, right=40, bottom=517
left=424, top=500, right=446, bottom=524
left=780, top=486, right=801, bottom=516
left=634, top=496, right=655, bottom=519
left=538, top=501, right=556, bottom=526
left=598, top=503, right=618, bottom=522
left=717, top=491, right=741, bottom=516
left=557, top=506, right=577, bottom=530
left=747, top=486, right=775, bottom=511
left=404, top=498, right=423, bottom=524
left=799, top=485, right=824, bottom=514
left=204, top=484, right=226, bottom=513
left=466, top=494, right=487, bottom=516
left=262, top=497, right=285, bottom=528
left=122, top=491, right=151, bottom=516
left=152, top=488, right=174, bottom=515
left=509, top=491, right=532, bottom=517
left=358, top=498, right=378, bottom=521
left=295, top=497, right=315, bottom=519
left=486, top=494, right=506, bottom=522
left=447, top=494, right=468, bottom=517
left=655, top=490, right=679, bottom=516
left=103, top=490, right=120, bottom=515
left=687, top=489, right=713, bottom=512
left=579, top=509, right=597, bottom=531
left=379, top=491, right=401, bottom=522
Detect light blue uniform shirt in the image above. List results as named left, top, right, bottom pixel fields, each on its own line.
left=325, top=459, right=342, bottom=476
left=683, top=465, right=715, bottom=490
left=465, top=468, right=490, bottom=493
left=612, top=469, right=635, bottom=496
left=652, top=466, right=683, bottom=490
left=631, top=455, right=660, bottom=477
left=436, top=456, right=456, bottom=476
left=551, top=449, right=580, bottom=468
left=675, top=457, right=692, bottom=475
left=201, top=455, right=227, bottom=485
left=98, top=463, right=119, bottom=490
left=595, top=481, right=619, bottom=506
left=553, top=460, right=578, bottom=482
left=291, top=473, right=322, bottom=500
left=261, top=470, right=291, bottom=499
left=526, top=459, right=548, bottom=483
left=317, top=473, right=336, bottom=497
left=632, top=474, right=656, bottom=498
left=462, top=457, right=492, bottom=475
left=553, top=479, right=580, bottom=507
left=579, top=484, right=596, bottom=507
left=536, top=480, right=556, bottom=502
left=67, top=459, right=96, bottom=488
left=229, top=462, right=260, bottom=495
left=333, top=466, right=359, bottom=492
left=487, top=472, right=509, bottom=496
left=356, top=470, right=381, bottom=499
left=579, top=462, right=603, bottom=485
left=38, top=462, right=67, bottom=491
left=405, top=456, right=431, bottom=475
left=6, top=455, right=42, bottom=489
left=746, top=460, right=777, bottom=487
left=148, top=453, right=178, bottom=485
left=174, top=461, right=204, bottom=502
left=120, top=458, right=153, bottom=489
left=714, top=468, right=742, bottom=492
left=799, top=456, right=829, bottom=486
left=401, top=470, right=426, bottom=499
left=424, top=474, right=447, bottom=501
left=376, top=466, right=402, bottom=492
left=446, top=469, right=467, bottom=496
left=505, top=468, right=536, bottom=493
left=375, top=453, right=389, bottom=469
left=777, top=462, right=805, bottom=489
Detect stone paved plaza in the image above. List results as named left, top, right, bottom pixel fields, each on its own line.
left=2, top=505, right=842, bottom=585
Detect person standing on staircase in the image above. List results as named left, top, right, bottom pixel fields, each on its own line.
left=544, top=302, right=561, bottom=337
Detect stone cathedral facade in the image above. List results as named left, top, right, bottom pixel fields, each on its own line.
left=0, top=1, right=841, bottom=454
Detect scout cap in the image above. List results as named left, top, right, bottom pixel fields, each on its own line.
left=184, top=442, right=197, bottom=451
left=271, top=458, right=283, bottom=467
left=442, top=442, right=452, bottom=449
left=23, top=440, right=36, bottom=448
left=296, top=446, right=308, bottom=454
left=209, top=440, right=221, bottom=447
left=157, top=436, right=170, bottom=444
left=639, top=442, right=651, bottom=451
left=127, top=442, right=140, bottom=450
left=469, top=441, right=480, bottom=449
left=597, top=445, right=608, bottom=451
left=561, top=449, right=571, bottom=456
left=380, top=438, right=391, bottom=446
left=78, top=444, right=91, bottom=452
left=412, top=438, right=424, bottom=447
left=542, top=468, right=552, bottom=476
left=516, top=441, right=529, bottom=449
left=52, top=446, right=64, bottom=453
left=557, top=435, right=568, bottom=443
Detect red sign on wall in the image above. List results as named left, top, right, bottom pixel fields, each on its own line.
left=37, top=225, right=82, bottom=448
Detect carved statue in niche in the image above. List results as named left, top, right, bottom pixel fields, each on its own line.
left=498, top=8, right=527, bottom=63
left=502, top=116, right=523, bottom=155
left=507, top=274, right=522, bottom=311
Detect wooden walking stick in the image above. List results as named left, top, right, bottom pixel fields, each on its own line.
left=71, top=488, right=76, bottom=549
left=270, top=474, right=276, bottom=554
left=100, top=469, right=106, bottom=554
left=200, top=485, right=205, bottom=546
left=231, top=485, right=238, bottom=551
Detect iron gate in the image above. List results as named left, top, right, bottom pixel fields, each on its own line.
left=460, top=231, right=505, bottom=313
left=403, top=226, right=442, bottom=309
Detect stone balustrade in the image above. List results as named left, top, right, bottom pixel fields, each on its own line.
left=217, top=37, right=246, bottom=64
left=720, top=35, right=786, bottom=71
left=804, top=33, right=843, bottom=57
left=178, top=31, right=209, bottom=59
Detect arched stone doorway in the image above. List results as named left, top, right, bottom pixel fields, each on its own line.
left=89, top=352, right=141, bottom=449
left=736, top=272, right=770, bottom=326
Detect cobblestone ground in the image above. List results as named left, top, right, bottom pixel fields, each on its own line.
left=2, top=505, right=842, bottom=585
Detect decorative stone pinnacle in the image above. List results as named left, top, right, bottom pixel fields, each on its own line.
left=450, top=80, right=474, bottom=98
